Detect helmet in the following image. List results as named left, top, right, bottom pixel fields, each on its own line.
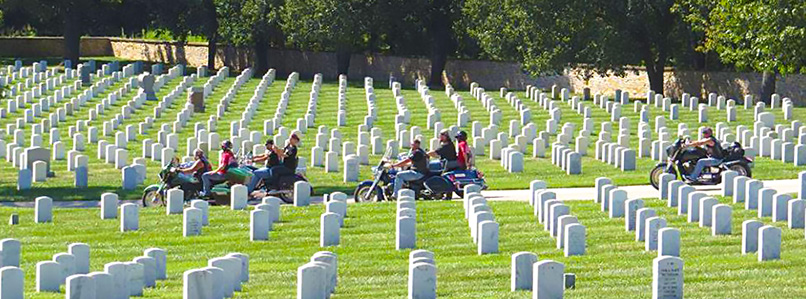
left=456, top=131, right=468, bottom=141
left=221, top=140, right=233, bottom=151
left=702, top=127, right=713, bottom=137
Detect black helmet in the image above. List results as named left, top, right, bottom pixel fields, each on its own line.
left=456, top=130, right=468, bottom=141
left=221, top=140, right=233, bottom=151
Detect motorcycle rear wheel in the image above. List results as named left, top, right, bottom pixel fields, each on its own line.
left=142, top=189, right=164, bottom=207
left=728, top=163, right=752, bottom=178
left=650, top=164, right=679, bottom=190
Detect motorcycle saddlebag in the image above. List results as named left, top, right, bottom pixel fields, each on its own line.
left=723, top=142, right=745, bottom=161
left=225, top=167, right=252, bottom=185
left=424, top=176, right=454, bottom=193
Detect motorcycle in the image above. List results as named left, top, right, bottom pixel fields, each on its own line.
left=141, top=155, right=253, bottom=207
left=353, top=146, right=487, bottom=202
left=241, top=151, right=313, bottom=204
left=649, top=137, right=752, bottom=189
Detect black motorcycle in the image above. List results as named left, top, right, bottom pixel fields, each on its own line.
left=649, top=137, right=752, bottom=189
left=354, top=147, right=487, bottom=202
left=243, top=152, right=313, bottom=204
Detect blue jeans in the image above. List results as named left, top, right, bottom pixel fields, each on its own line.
left=689, top=158, right=721, bottom=180
left=393, top=170, right=424, bottom=198
left=247, top=167, right=272, bottom=193
left=201, top=171, right=226, bottom=194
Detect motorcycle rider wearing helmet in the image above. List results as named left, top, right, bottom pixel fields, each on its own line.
left=246, top=139, right=282, bottom=193
left=685, top=127, right=724, bottom=181
left=178, top=149, right=212, bottom=182
left=390, top=138, right=429, bottom=197
left=267, top=133, right=300, bottom=185
left=428, top=130, right=459, bottom=171
left=200, top=140, right=237, bottom=196
left=455, top=130, right=472, bottom=170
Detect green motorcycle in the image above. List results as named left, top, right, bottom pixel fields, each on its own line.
left=141, top=159, right=253, bottom=207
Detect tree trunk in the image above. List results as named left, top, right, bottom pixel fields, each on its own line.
left=760, top=71, right=776, bottom=104
left=254, top=37, right=270, bottom=76
left=336, top=50, right=351, bottom=76
left=207, top=35, right=217, bottom=70
left=63, top=11, right=81, bottom=67
left=646, top=67, right=664, bottom=96
left=203, top=0, right=218, bottom=70
left=428, top=36, right=448, bottom=87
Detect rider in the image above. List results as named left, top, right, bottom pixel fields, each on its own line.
left=390, top=138, right=429, bottom=197
left=685, top=127, right=724, bottom=181
left=428, top=130, right=459, bottom=171
left=177, top=149, right=212, bottom=182
left=267, top=133, right=300, bottom=185
left=246, top=139, right=282, bottom=193
left=455, top=130, right=472, bottom=170
left=200, top=140, right=236, bottom=196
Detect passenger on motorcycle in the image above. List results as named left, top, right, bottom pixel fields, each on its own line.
left=267, top=133, right=300, bottom=185
left=389, top=138, right=429, bottom=197
left=200, top=140, right=237, bottom=196
left=685, top=127, right=724, bottom=181
left=428, top=130, right=460, bottom=171
left=177, top=149, right=212, bottom=182
left=246, top=139, right=282, bottom=193
left=455, top=130, right=473, bottom=170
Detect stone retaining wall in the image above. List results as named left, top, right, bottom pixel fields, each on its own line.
left=0, top=37, right=803, bottom=104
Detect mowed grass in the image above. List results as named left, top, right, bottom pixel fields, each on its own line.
left=1, top=62, right=806, bottom=202
left=3, top=193, right=806, bottom=298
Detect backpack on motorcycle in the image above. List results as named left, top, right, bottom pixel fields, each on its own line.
left=723, top=142, right=745, bottom=162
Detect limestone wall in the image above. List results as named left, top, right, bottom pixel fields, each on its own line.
left=1, top=37, right=803, bottom=104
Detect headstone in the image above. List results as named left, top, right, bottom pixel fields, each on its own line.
left=34, top=196, right=52, bottom=223
left=712, top=204, right=732, bottom=235
left=120, top=203, right=139, bottom=232
left=408, top=262, right=437, bottom=299
left=511, top=252, right=538, bottom=291
left=532, top=260, right=564, bottom=299
left=183, top=208, right=203, bottom=237
left=652, top=256, right=683, bottom=299
left=758, top=225, right=782, bottom=261
left=658, top=228, right=680, bottom=257
left=742, top=220, right=763, bottom=254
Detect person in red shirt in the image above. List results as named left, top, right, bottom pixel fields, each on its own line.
left=201, top=140, right=236, bottom=196
left=456, top=131, right=473, bottom=170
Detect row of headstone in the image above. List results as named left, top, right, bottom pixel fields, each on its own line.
left=511, top=251, right=574, bottom=295
left=658, top=174, right=732, bottom=236
left=531, top=180, right=586, bottom=256
left=397, top=189, right=417, bottom=250
left=297, top=251, right=338, bottom=299
left=185, top=252, right=249, bottom=298
left=741, top=221, right=782, bottom=261
left=463, top=185, right=499, bottom=254
left=38, top=247, right=165, bottom=298
left=551, top=142, right=582, bottom=175
left=408, top=250, right=436, bottom=299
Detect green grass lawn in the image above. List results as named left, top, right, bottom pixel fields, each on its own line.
left=1, top=61, right=805, bottom=202
left=3, top=192, right=806, bottom=298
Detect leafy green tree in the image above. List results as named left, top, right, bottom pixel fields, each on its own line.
left=676, top=0, right=806, bottom=102
left=464, top=0, right=689, bottom=95
left=217, top=0, right=285, bottom=75
left=1, top=0, right=131, bottom=66
left=281, top=0, right=375, bottom=75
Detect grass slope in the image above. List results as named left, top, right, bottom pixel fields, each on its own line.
left=3, top=192, right=806, bottom=298
left=1, top=63, right=805, bottom=202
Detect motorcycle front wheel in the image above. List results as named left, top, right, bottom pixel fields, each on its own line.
left=354, top=185, right=379, bottom=202
left=649, top=164, right=679, bottom=190
left=142, top=189, right=164, bottom=207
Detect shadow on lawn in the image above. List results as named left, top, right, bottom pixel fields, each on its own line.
left=0, top=184, right=357, bottom=202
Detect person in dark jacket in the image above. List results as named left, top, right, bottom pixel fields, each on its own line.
left=686, top=127, right=724, bottom=181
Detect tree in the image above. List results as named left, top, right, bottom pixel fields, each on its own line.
left=217, top=0, right=285, bottom=75
left=424, top=0, right=460, bottom=87
left=281, top=0, right=375, bottom=75
left=1, top=0, right=126, bottom=66
left=676, top=0, right=806, bottom=102
left=463, top=0, right=689, bottom=95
